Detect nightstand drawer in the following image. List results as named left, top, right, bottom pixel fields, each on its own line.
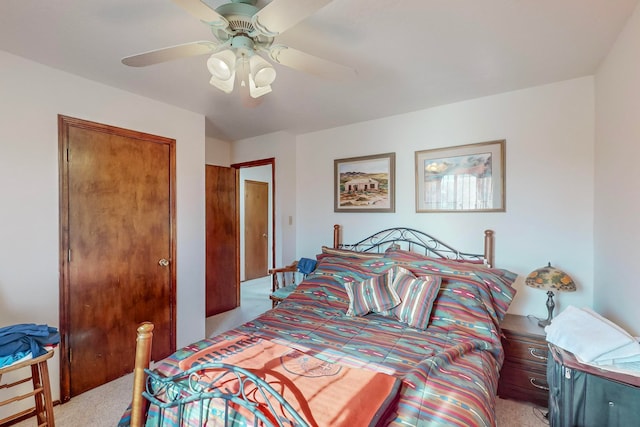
left=502, top=336, right=548, bottom=365
left=498, top=362, right=549, bottom=407
left=500, top=362, right=548, bottom=389
left=498, top=314, right=549, bottom=407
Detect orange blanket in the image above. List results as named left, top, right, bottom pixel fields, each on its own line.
left=178, top=336, right=399, bottom=427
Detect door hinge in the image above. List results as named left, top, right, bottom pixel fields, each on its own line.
left=66, top=147, right=70, bottom=162
left=68, top=249, right=71, bottom=262
left=69, top=347, right=72, bottom=363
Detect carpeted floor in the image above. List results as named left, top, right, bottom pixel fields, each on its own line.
left=205, top=276, right=273, bottom=337
left=13, top=276, right=549, bottom=426
left=12, top=374, right=550, bottom=427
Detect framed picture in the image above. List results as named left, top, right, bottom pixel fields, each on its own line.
left=334, top=152, right=395, bottom=213
left=415, top=140, right=505, bottom=212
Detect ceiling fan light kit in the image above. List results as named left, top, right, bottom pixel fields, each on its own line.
left=208, top=70, right=235, bottom=94
left=205, top=33, right=276, bottom=98
left=248, top=73, right=272, bottom=98
left=250, top=55, right=276, bottom=87
left=208, top=49, right=275, bottom=98
left=207, top=49, right=236, bottom=80
left=122, top=0, right=355, bottom=99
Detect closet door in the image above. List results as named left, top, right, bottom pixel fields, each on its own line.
left=59, top=115, right=176, bottom=400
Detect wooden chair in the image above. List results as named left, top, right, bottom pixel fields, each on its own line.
left=0, top=349, right=55, bottom=426
left=268, top=261, right=300, bottom=307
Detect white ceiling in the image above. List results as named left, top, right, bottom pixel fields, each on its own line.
left=1, top=0, right=637, bottom=141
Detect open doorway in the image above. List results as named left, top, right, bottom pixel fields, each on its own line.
left=233, top=158, right=275, bottom=281
left=241, top=174, right=272, bottom=281
left=244, top=179, right=269, bottom=280
left=205, top=158, right=275, bottom=337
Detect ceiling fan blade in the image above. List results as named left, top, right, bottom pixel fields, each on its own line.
left=253, top=0, right=333, bottom=36
left=122, top=41, right=219, bottom=67
left=268, top=45, right=356, bottom=80
left=172, top=0, right=228, bottom=27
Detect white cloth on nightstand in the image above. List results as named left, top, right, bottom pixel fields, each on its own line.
left=545, top=305, right=640, bottom=365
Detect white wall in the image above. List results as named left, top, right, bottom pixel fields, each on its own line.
left=232, top=132, right=297, bottom=268
left=0, top=51, right=206, bottom=404
left=205, top=136, right=232, bottom=166
left=594, top=2, right=640, bottom=335
left=295, top=77, right=595, bottom=320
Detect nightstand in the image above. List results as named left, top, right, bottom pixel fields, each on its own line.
left=497, top=313, right=549, bottom=407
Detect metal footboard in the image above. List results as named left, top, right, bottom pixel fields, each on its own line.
left=143, top=363, right=309, bottom=427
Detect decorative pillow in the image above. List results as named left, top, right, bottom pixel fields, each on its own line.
left=428, top=273, right=517, bottom=343
left=320, top=246, right=384, bottom=260
left=380, top=267, right=441, bottom=329
left=307, top=256, right=397, bottom=287
left=344, top=269, right=400, bottom=316
left=428, top=279, right=495, bottom=337
left=381, top=249, right=517, bottom=325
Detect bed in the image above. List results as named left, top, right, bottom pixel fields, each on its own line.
left=119, top=225, right=517, bottom=427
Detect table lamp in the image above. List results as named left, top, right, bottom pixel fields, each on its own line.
left=525, top=262, right=576, bottom=328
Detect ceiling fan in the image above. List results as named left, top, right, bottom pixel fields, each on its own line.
left=122, top=0, right=355, bottom=98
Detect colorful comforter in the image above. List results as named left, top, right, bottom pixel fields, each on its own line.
left=170, top=335, right=400, bottom=426
left=140, top=249, right=517, bottom=426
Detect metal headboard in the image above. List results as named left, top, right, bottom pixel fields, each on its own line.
left=332, top=225, right=495, bottom=267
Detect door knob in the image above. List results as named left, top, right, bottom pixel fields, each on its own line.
left=262, top=233, right=267, bottom=238
left=158, top=258, right=170, bottom=267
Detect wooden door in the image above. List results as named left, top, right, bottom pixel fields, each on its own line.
left=244, top=180, right=269, bottom=280
left=205, top=165, right=239, bottom=316
left=59, top=116, right=176, bottom=400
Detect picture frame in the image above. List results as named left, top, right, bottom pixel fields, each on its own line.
left=334, top=152, right=395, bottom=213
left=415, top=140, right=505, bottom=212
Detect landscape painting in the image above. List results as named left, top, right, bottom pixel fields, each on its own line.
left=334, top=152, right=395, bottom=213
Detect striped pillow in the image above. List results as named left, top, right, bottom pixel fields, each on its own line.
left=344, top=269, right=400, bottom=316
left=383, top=267, right=441, bottom=329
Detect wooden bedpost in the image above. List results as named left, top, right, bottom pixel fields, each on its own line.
left=484, top=230, right=495, bottom=268
left=131, top=322, right=154, bottom=427
left=333, top=224, right=341, bottom=248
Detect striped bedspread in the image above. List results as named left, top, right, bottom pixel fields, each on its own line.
left=145, top=250, right=517, bottom=427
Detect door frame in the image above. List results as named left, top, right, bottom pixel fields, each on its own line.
left=231, top=158, right=276, bottom=272
left=58, top=115, right=177, bottom=401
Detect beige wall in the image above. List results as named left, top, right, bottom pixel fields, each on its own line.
left=594, top=2, right=640, bottom=335
left=205, top=136, right=232, bottom=166
left=293, top=77, right=595, bottom=321
left=0, top=51, right=207, bottom=407
left=232, top=131, right=297, bottom=269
